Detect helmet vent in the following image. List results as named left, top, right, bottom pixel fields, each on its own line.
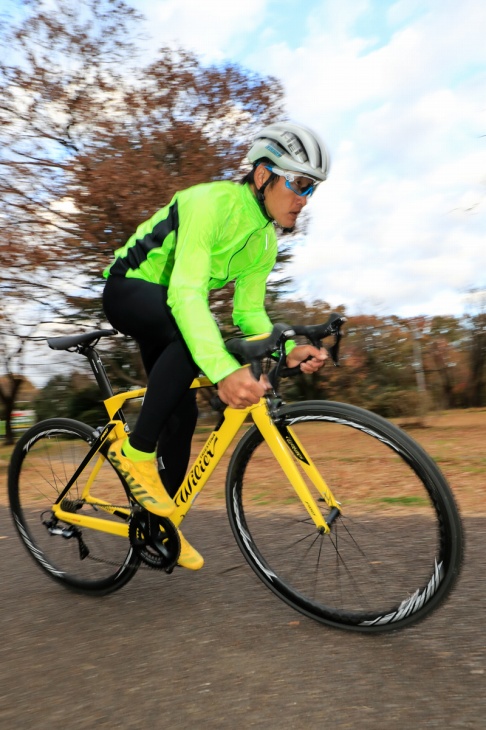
left=281, top=132, right=308, bottom=163
left=265, top=143, right=283, bottom=158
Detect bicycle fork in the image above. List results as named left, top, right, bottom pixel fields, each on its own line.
left=251, top=403, right=341, bottom=533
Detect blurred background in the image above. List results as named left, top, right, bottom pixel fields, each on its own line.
left=1, top=0, right=485, bottom=442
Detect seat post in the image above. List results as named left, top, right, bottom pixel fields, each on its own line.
left=83, top=345, right=114, bottom=401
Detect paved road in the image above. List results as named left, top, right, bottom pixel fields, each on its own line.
left=0, top=505, right=484, bottom=729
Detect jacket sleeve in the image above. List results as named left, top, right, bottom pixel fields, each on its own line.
left=166, top=199, right=241, bottom=384
left=232, top=239, right=275, bottom=336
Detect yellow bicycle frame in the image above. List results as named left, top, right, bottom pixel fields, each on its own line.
left=52, top=378, right=340, bottom=537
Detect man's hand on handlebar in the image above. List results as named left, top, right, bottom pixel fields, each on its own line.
left=286, top=345, right=328, bottom=374
left=217, top=367, right=270, bottom=409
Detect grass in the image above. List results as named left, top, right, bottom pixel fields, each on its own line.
left=379, top=496, right=430, bottom=507
left=250, top=492, right=271, bottom=505
left=2, top=407, right=486, bottom=515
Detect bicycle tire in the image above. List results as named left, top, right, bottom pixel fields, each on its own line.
left=8, top=418, right=141, bottom=595
left=226, top=400, right=463, bottom=632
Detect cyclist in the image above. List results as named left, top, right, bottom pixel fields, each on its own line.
left=102, top=121, right=330, bottom=570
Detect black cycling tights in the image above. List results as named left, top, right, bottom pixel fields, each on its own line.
left=103, top=276, right=200, bottom=497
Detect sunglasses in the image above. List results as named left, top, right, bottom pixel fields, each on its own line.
left=265, top=165, right=319, bottom=197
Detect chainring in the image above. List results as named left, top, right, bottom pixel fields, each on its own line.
left=128, top=509, right=180, bottom=572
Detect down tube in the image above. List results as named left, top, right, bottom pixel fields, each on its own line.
left=171, top=406, right=249, bottom=524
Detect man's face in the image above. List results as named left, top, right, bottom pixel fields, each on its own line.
left=255, top=165, right=315, bottom=228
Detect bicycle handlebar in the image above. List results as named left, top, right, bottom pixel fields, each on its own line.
left=225, top=312, right=346, bottom=382
left=46, top=313, right=346, bottom=411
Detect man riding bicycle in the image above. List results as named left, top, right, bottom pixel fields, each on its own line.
left=102, top=121, right=330, bottom=571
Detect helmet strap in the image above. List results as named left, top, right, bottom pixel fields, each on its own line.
left=255, top=169, right=277, bottom=221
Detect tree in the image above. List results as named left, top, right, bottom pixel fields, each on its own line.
left=0, top=0, right=286, bottom=396
left=466, top=291, right=486, bottom=407
left=0, top=302, right=43, bottom=443
left=0, top=348, right=26, bottom=445
left=0, top=0, right=284, bottom=317
left=0, top=0, right=142, bottom=279
left=425, top=315, right=466, bottom=409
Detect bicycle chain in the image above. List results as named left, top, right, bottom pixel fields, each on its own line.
left=85, top=552, right=162, bottom=571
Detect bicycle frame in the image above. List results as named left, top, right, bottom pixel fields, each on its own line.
left=12, top=321, right=461, bottom=630
left=51, top=377, right=341, bottom=538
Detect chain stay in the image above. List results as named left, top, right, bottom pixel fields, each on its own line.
left=48, top=502, right=180, bottom=572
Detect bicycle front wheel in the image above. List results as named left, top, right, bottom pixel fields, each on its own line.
left=8, top=418, right=140, bottom=594
left=226, top=401, right=463, bottom=632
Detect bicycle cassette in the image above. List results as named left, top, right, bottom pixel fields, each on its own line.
left=128, top=509, right=180, bottom=573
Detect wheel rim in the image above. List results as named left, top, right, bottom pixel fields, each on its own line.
left=10, top=422, right=139, bottom=590
left=228, top=407, right=460, bottom=630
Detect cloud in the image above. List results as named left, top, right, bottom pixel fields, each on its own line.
left=131, top=0, right=267, bottom=62
left=290, top=167, right=486, bottom=316
left=237, top=0, right=486, bottom=315
left=129, top=0, right=486, bottom=316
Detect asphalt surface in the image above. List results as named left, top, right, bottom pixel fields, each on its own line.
left=0, top=505, right=485, bottom=729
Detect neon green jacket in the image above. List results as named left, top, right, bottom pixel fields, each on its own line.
left=103, top=181, right=278, bottom=383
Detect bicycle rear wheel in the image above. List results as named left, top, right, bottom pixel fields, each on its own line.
left=9, top=418, right=140, bottom=594
left=226, top=401, right=463, bottom=632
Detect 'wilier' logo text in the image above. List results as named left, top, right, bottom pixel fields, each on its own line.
left=174, top=433, right=219, bottom=507
left=283, top=432, right=309, bottom=464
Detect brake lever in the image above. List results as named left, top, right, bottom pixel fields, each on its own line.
left=328, top=331, right=342, bottom=366
left=273, top=332, right=341, bottom=382
left=250, top=361, right=263, bottom=381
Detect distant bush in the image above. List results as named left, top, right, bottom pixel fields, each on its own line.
left=34, top=374, right=106, bottom=425
left=366, top=389, right=426, bottom=418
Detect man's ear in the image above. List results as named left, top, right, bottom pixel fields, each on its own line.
left=253, top=163, right=269, bottom=190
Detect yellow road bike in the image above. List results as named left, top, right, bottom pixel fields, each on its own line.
left=8, top=315, right=463, bottom=632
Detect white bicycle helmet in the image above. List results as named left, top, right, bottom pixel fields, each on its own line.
left=248, top=121, right=330, bottom=181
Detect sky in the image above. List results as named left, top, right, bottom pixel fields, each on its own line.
left=2, top=0, right=486, bottom=389
left=126, top=0, right=486, bottom=317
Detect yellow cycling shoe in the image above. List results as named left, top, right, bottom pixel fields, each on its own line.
left=177, top=531, right=204, bottom=571
left=107, top=438, right=175, bottom=518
